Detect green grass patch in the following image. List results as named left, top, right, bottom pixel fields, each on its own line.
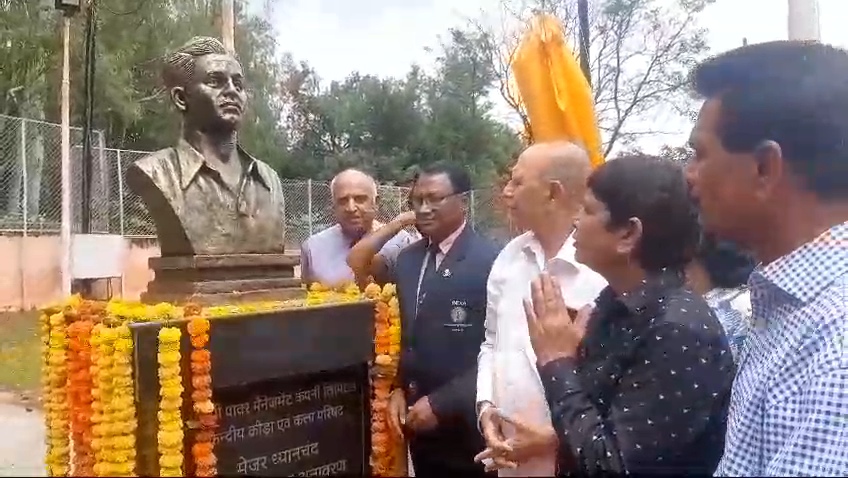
left=0, top=310, right=41, bottom=393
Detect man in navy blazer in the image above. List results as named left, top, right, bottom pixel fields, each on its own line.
left=348, top=163, right=500, bottom=476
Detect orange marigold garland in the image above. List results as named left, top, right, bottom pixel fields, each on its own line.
left=67, top=310, right=95, bottom=476
left=365, top=283, right=404, bottom=477
left=185, top=303, right=218, bottom=477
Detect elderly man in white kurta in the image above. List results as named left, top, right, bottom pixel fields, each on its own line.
left=475, top=142, right=606, bottom=476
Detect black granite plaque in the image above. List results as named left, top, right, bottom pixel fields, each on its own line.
left=213, top=365, right=368, bottom=477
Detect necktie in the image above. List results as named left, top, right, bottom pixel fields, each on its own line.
left=422, top=243, right=440, bottom=282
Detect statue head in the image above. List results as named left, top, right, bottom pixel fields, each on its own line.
left=162, top=36, right=246, bottom=133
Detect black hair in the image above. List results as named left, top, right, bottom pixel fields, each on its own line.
left=695, top=235, right=756, bottom=289
left=418, top=162, right=472, bottom=195
left=588, top=154, right=700, bottom=273
left=691, top=40, right=848, bottom=200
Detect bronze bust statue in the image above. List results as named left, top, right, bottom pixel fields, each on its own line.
left=126, top=36, right=286, bottom=257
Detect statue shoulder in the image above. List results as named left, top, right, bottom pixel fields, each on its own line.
left=250, top=156, right=285, bottom=188
left=125, top=147, right=181, bottom=197
left=128, top=147, right=179, bottom=177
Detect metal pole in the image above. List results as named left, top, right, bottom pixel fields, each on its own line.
left=60, top=15, right=72, bottom=297
left=116, top=149, right=126, bottom=298
left=788, top=0, right=820, bottom=41
left=81, top=0, right=97, bottom=235
left=97, top=131, right=105, bottom=232
left=20, top=119, right=28, bottom=308
left=307, top=179, right=314, bottom=235
left=577, top=0, right=591, bottom=86
left=222, top=0, right=235, bottom=53
left=20, top=120, right=28, bottom=235
left=117, top=150, right=125, bottom=237
left=469, top=190, right=476, bottom=227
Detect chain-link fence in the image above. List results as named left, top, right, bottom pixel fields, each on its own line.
left=0, top=114, right=514, bottom=249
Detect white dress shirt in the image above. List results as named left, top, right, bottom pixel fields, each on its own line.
left=477, top=231, right=607, bottom=476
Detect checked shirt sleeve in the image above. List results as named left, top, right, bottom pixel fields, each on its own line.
left=763, top=366, right=848, bottom=476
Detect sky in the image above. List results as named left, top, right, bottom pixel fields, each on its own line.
left=248, top=0, right=845, bottom=152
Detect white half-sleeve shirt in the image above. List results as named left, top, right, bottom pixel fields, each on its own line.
left=477, top=231, right=607, bottom=476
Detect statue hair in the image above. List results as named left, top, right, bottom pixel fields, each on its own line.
left=162, top=36, right=232, bottom=89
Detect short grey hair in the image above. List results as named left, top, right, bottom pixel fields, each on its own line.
left=162, top=36, right=232, bottom=89
left=330, top=168, right=378, bottom=200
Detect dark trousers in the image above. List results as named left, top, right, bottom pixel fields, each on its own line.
left=409, top=427, right=493, bottom=477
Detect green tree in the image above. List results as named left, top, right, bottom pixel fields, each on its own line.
left=421, top=28, right=520, bottom=184
left=278, top=27, right=521, bottom=185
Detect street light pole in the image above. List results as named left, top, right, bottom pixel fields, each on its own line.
left=55, top=0, right=80, bottom=297
left=222, top=0, right=235, bottom=53
left=80, top=0, right=97, bottom=236
left=788, top=0, right=821, bottom=41
left=577, top=0, right=591, bottom=87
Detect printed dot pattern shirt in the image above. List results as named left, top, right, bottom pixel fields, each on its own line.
left=537, top=270, right=736, bottom=475
left=715, top=221, right=848, bottom=477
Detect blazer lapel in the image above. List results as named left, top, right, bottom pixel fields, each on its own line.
left=400, top=241, right=427, bottom=338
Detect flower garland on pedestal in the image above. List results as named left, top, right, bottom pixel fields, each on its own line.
left=43, top=286, right=401, bottom=477
left=42, top=307, right=70, bottom=477
left=185, top=303, right=218, bottom=477
left=364, top=283, right=404, bottom=477
left=66, top=305, right=95, bottom=476
left=157, top=327, right=184, bottom=477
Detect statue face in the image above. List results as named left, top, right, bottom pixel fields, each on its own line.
left=177, top=53, right=247, bottom=131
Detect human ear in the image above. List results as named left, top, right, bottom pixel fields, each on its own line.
left=752, top=140, right=784, bottom=199
left=170, top=87, right=188, bottom=112
left=615, top=217, right=643, bottom=256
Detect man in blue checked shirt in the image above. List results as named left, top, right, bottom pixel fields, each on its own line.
left=685, top=41, right=848, bottom=477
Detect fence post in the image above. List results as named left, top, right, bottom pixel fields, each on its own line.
left=98, top=131, right=106, bottom=232
left=307, top=179, right=314, bottom=236
left=469, top=190, right=476, bottom=228
left=20, top=119, right=28, bottom=235
left=116, top=149, right=126, bottom=299
left=20, top=118, right=28, bottom=309
left=117, top=149, right=125, bottom=237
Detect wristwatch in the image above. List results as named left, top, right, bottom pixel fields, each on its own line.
left=476, top=400, right=495, bottom=433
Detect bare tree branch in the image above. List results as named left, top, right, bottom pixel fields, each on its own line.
left=470, top=0, right=713, bottom=154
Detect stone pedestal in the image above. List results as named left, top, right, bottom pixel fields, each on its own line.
left=140, top=253, right=305, bottom=305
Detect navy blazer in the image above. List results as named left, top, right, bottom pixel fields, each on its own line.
left=393, top=225, right=500, bottom=430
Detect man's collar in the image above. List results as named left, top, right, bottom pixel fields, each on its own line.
left=428, top=221, right=467, bottom=255
left=176, top=138, right=272, bottom=191
left=752, top=220, right=848, bottom=304
left=521, top=231, right=581, bottom=275
left=600, top=269, right=684, bottom=315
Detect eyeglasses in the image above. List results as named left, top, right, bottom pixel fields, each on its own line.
left=408, top=191, right=469, bottom=210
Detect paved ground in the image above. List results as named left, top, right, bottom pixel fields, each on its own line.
left=0, top=399, right=45, bottom=477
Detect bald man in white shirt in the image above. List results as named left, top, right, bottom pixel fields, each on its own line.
left=475, top=142, right=607, bottom=476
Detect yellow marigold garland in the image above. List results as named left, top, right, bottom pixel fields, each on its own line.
left=157, top=326, right=184, bottom=477
left=185, top=303, right=218, bottom=477
left=43, top=308, right=70, bottom=477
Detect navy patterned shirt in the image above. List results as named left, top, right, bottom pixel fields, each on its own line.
left=537, top=270, right=736, bottom=475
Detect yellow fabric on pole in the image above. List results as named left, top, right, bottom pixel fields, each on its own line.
left=511, top=14, right=604, bottom=167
